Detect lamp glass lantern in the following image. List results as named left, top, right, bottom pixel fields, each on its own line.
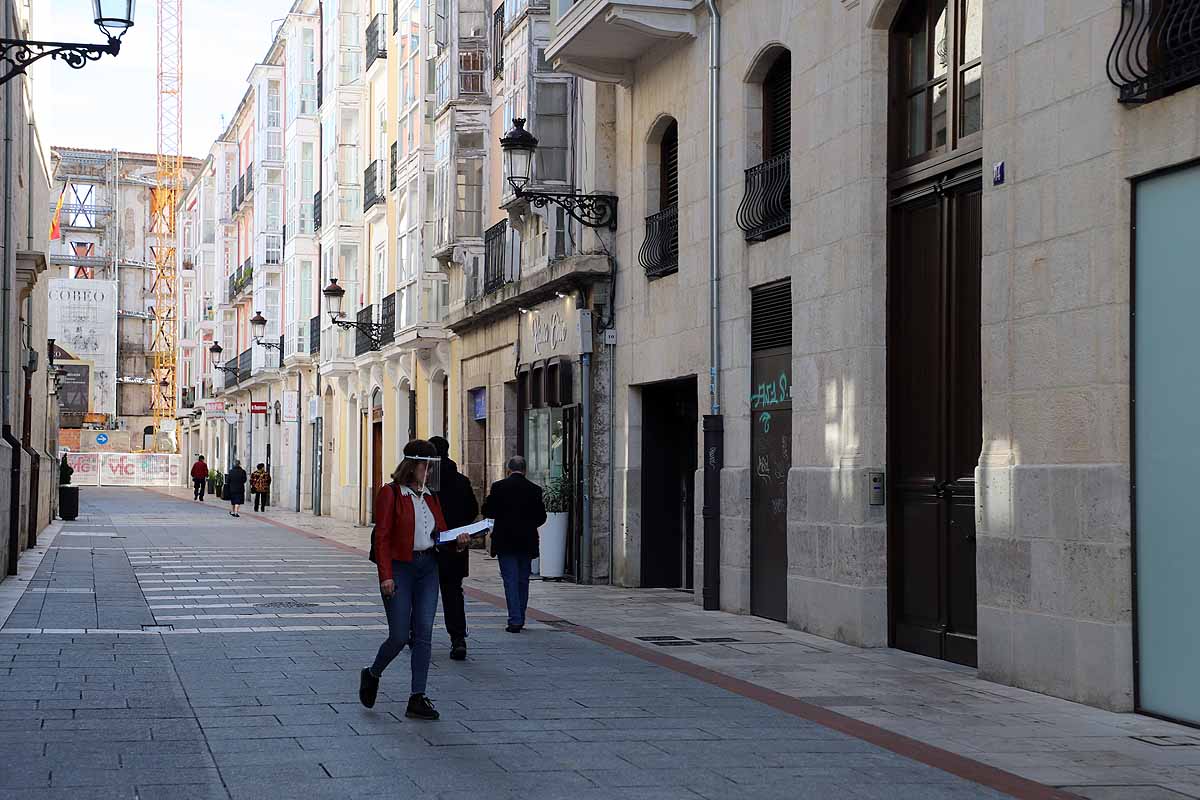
left=93, top=0, right=136, bottom=38
left=500, top=118, right=538, bottom=193
left=323, top=278, right=346, bottom=319
left=250, top=310, right=268, bottom=341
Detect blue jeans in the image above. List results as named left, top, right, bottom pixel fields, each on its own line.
left=498, top=554, right=532, bottom=627
left=370, top=551, right=439, bottom=696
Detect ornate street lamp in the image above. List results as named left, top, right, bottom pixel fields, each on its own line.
left=250, top=310, right=281, bottom=351
left=208, top=342, right=239, bottom=378
left=323, top=278, right=384, bottom=350
left=1, top=1, right=136, bottom=85
left=499, top=118, right=618, bottom=229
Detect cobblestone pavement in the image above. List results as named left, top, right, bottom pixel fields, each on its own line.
left=0, top=488, right=1166, bottom=799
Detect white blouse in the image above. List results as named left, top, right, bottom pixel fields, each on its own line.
left=401, top=485, right=436, bottom=552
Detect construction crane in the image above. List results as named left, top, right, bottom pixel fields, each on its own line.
left=151, top=0, right=183, bottom=451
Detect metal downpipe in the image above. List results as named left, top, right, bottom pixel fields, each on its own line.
left=701, top=0, right=723, bottom=611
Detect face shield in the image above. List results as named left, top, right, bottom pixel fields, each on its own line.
left=403, top=455, right=442, bottom=493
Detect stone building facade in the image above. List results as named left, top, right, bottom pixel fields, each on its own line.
left=545, top=0, right=1200, bottom=722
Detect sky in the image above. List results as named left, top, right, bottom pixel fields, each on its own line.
left=38, top=0, right=295, bottom=158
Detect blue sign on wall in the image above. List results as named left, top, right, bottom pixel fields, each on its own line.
left=470, top=388, right=487, bottom=421
left=95, top=433, right=109, bottom=445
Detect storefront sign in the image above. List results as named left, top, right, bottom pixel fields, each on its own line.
left=204, top=399, right=226, bottom=413
left=282, top=391, right=300, bottom=423
left=251, top=401, right=268, bottom=415
left=519, top=297, right=580, bottom=361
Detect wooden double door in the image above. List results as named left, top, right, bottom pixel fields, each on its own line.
left=888, top=168, right=982, bottom=667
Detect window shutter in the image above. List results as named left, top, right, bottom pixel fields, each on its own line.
left=751, top=280, right=791, bottom=352
left=763, top=52, right=791, bottom=159
left=660, top=121, right=679, bottom=209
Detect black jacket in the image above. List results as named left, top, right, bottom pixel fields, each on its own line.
left=482, top=473, right=546, bottom=558
left=224, top=466, right=248, bottom=505
left=434, top=458, right=478, bottom=578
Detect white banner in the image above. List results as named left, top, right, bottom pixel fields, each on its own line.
left=47, top=279, right=118, bottom=415
left=65, top=453, right=101, bottom=486
left=282, top=390, right=299, bottom=423
left=98, top=454, right=182, bottom=487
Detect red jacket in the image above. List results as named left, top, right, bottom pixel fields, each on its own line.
left=190, top=461, right=209, bottom=480
left=373, top=484, right=447, bottom=582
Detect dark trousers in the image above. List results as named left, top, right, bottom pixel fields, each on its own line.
left=438, top=556, right=467, bottom=643
left=193, top=479, right=205, bottom=500
left=371, top=552, right=440, bottom=695
left=498, top=553, right=532, bottom=627
left=253, top=492, right=267, bottom=512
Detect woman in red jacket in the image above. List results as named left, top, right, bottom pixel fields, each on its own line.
left=359, top=439, right=467, bottom=721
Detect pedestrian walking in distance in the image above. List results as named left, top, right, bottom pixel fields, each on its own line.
left=429, top=436, right=478, bottom=661
left=190, top=455, right=209, bottom=501
left=360, top=439, right=470, bottom=721
left=250, top=463, right=271, bottom=512
left=482, top=455, right=546, bottom=633
left=225, top=460, right=248, bottom=517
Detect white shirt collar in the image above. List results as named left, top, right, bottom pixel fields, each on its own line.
left=399, top=484, right=431, bottom=498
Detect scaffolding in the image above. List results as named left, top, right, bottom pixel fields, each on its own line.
left=151, top=0, right=184, bottom=449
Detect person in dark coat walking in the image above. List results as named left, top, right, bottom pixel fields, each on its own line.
left=190, top=456, right=209, bottom=501
left=429, top=436, right=478, bottom=660
left=225, top=460, right=248, bottom=517
left=481, top=456, right=546, bottom=632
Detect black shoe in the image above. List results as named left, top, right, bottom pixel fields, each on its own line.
left=450, top=640, right=467, bottom=661
left=505, top=624, right=522, bottom=633
left=358, top=668, right=379, bottom=709
left=405, top=693, right=439, bottom=720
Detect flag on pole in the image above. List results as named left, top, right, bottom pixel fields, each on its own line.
left=49, top=182, right=67, bottom=241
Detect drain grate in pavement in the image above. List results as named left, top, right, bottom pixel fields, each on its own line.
left=141, top=624, right=175, bottom=632
left=653, top=640, right=701, bottom=647
left=1132, top=735, right=1200, bottom=747
left=693, top=637, right=741, bottom=643
left=255, top=600, right=320, bottom=608
left=541, top=619, right=578, bottom=630
left=636, top=636, right=684, bottom=642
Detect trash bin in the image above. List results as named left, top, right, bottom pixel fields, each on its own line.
left=59, top=485, right=80, bottom=521
left=538, top=512, right=569, bottom=579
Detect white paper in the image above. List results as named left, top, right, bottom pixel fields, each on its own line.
left=437, top=519, right=493, bottom=544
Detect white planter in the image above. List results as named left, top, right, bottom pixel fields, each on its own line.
left=538, top=512, right=569, bottom=579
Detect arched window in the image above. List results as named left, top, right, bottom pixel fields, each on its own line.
left=893, top=0, right=982, bottom=168
left=738, top=48, right=791, bottom=242
left=639, top=118, right=680, bottom=278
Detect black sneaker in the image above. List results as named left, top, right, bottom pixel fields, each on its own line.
left=505, top=624, right=522, bottom=634
left=358, top=668, right=379, bottom=709
left=405, top=693, right=439, bottom=720
left=449, top=639, right=467, bottom=661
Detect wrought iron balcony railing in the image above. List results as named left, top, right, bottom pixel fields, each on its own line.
left=483, top=218, right=510, bottom=295
left=366, top=13, right=387, bottom=68
left=355, top=304, right=377, bottom=356
left=736, top=150, right=790, bottom=242
left=1108, top=0, right=1200, bottom=103
left=381, top=292, right=396, bottom=346
left=313, top=190, right=322, bottom=232
left=245, top=164, right=255, bottom=196
left=363, top=160, right=384, bottom=213
left=638, top=205, right=679, bottom=278
left=390, top=142, right=398, bottom=191
left=309, top=314, right=322, bottom=355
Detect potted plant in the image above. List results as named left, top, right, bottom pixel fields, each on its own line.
left=538, top=473, right=571, bottom=580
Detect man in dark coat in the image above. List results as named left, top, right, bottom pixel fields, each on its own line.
left=428, top=437, right=478, bottom=660
left=481, top=456, right=546, bottom=633
left=225, top=460, right=248, bottom=517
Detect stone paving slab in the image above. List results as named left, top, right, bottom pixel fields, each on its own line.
left=0, top=488, right=1095, bottom=800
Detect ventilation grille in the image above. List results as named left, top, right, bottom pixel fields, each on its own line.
left=751, top=280, right=791, bottom=352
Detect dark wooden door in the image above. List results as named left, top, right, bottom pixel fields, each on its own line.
left=889, top=173, right=981, bottom=667
left=640, top=378, right=697, bottom=589
left=370, top=421, right=383, bottom=522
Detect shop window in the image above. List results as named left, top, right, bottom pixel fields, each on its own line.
left=531, top=365, right=544, bottom=408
